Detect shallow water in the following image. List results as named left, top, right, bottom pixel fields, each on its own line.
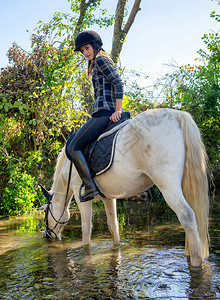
left=0, top=199, right=219, bottom=300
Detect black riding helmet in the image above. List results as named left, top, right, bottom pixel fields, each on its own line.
left=74, top=30, right=103, bottom=52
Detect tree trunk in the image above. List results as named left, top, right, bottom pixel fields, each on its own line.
left=111, top=0, right=142, bottom=63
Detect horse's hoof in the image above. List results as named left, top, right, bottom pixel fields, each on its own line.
left=190, top=256, right=203, bottom=267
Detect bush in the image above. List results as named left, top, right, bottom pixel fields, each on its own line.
left=1, top=171, right=44, bottom=216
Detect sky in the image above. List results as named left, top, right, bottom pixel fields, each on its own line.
left=0, top=0, right=219, bottom=86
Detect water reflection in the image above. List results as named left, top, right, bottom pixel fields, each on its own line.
left=189, top=264, right=216, bottom=298
left=40, top=241, right=219, bottom=299
left=0, top=200, right=219, bottom=299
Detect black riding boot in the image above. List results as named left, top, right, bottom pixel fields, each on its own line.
left=71, top=150, right=99, bottom=202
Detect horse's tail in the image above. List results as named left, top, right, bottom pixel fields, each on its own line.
left=50, top=147, right=66, bottom=192
left=177, top=111, right=209, bottom=259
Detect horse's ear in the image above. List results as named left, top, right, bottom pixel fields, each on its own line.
left=39, top=184, right=52, bottom=200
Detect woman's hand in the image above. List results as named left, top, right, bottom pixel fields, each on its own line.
left=110, top=99, right=123, bottom=122
left=110, top=110, right=122, bottom=122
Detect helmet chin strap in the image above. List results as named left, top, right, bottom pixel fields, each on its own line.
left=87, top=43, right=103, bottom=76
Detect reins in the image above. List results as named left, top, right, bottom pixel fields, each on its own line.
left=44, top=161, right=73, bottom=239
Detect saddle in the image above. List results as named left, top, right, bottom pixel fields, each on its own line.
left=66, top=112, right=130, bottom=177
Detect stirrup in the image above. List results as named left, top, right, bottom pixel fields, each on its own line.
left=79, top=183, right=106, bottom=202
left=79, top=183, right=98, bottom=202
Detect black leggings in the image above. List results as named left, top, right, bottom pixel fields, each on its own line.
left=66, top=116, right=110, bottom=153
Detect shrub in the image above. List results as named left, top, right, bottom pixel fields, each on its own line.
left=1, top=171, right=43, bottom=216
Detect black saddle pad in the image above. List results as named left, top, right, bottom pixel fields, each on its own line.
left=84, top=130, right=119, bottom=176
left=65, top=112, right=130, bottom=176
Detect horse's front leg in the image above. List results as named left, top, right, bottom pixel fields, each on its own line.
left=77, top=199, right=93, bottom=245
left=102, top=198, right=120, bottom=245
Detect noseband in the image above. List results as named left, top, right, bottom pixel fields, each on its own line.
left=43, top=162, right=73, bottom=239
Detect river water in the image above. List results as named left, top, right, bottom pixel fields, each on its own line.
left=0, top=198, right=219, bottom=300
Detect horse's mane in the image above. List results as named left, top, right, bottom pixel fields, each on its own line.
left=50, top=147, right=66, bottom=192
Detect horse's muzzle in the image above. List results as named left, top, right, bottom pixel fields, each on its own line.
left=43, top=228, right=55, bottom=239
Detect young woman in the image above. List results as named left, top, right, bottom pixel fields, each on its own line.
left=66, top=30, right=124, bottom=202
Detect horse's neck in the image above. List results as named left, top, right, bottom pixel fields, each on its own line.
left=51, top=147, right=66, bottom=190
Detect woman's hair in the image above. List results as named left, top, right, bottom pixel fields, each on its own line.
left=87, top=42, right=113, bottom=76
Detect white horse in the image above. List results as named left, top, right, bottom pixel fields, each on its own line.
left=41, top=108, right=209, bottom=266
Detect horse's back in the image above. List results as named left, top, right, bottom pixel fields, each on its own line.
left=96, top=109, right=185, bottom=198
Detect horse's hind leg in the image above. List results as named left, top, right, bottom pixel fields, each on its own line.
left=102, top=198, right=120, bottom=245
left=160, top=186, right=202, bottom=266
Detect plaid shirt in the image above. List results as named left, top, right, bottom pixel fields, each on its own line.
left=92, top=55, right=123, bottom=115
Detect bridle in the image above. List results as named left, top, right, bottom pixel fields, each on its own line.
left=44, top=193, right=70, bottom=239
left=42, top=161, right=73, bottom=239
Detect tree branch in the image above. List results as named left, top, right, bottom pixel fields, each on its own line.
left=74, top=0, right=97, bottom=37
left=111, top=0, right=142, bottom=63
left=113, top=0, right=127, bottom=40
left=111, top=0, right=126, bottom=63
left=123, top=0, right=141, bottom=35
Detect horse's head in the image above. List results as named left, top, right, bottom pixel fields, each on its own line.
left=40, top=184, right=70, bottom=240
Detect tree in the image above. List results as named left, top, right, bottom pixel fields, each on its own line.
left=38, top=0, right=142, bottom=62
